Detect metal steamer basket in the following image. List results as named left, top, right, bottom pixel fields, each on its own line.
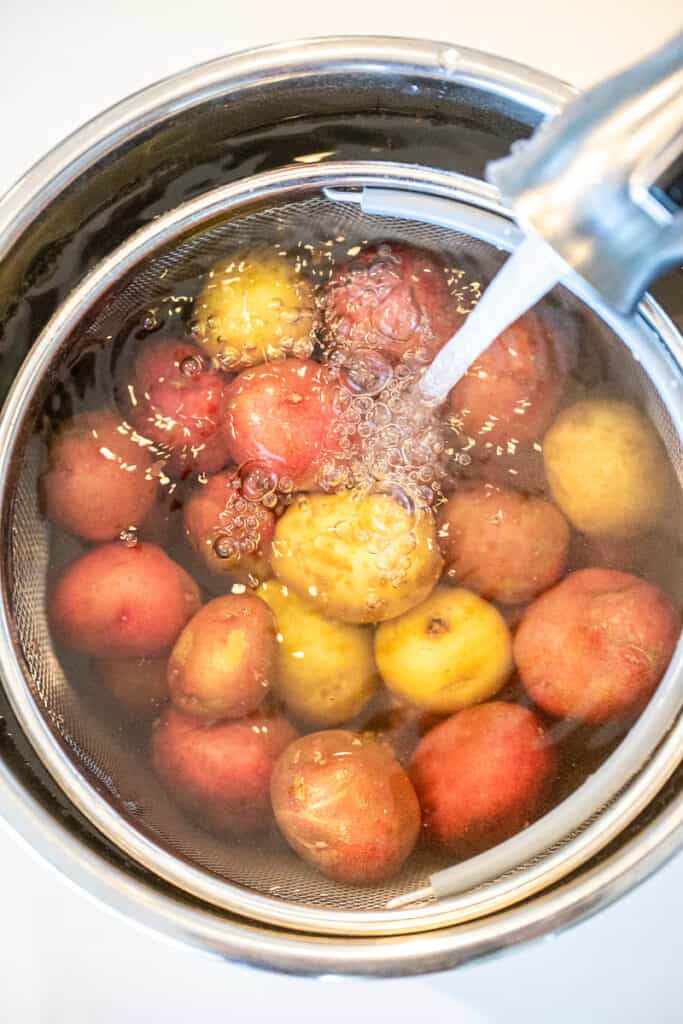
left=0, top=37, right=682, bottom=976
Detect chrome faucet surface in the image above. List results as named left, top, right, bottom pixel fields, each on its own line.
left=487, top=32, right=683, bottom=314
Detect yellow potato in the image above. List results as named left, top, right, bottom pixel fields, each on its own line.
left=257, top=579, right=378, bottom=725
left=271, top=490, right=443, bottom=624
left=193, top=250, right=317, bottom=368
left=375, top=587, right=513, bottom=713
left=543, top=399, right=673, bottom=538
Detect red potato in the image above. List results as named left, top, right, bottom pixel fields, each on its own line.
left=94, top=656, right=168, bottom=719
left=436, top=482, right=570, bottom=604
left=127, top=337, right=232, bottom=477
left=514, top=569, right=680, bottom=724
left=410, top=702, right=555, bottom=851
left=448, top=312, right=572, bottom=446
left=152, top=708, right=297, bottom=835
left=224, top=358, right=347, bottom=490
left=168, top=595, right=277, bottom=720
left=183, top=469, right=275, bottom=584
left=321, top=242, right=463, bottom=363
left=50, top=542, right=201, bottom=658
left=270, top=730, right=421, bottom=884
left=42, top=410, right=158, bottom=542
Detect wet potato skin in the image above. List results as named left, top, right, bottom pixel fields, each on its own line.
left=43, top=409, right=158, bottom=542
left=257, top=579, right=379, bottom=726
left=50, top=542, right=201, bottom=658
left=126, top=337, right=232, bottom=477
left=183, top=469, right=275, bottom=585
left=168, top=594, right=277, bottom=721
left=153, top=708, right=297, bottom=836
left=321, top=242, right=463, bottom=363
left=224, top=357, right=347, bottom=490
left=375, top=586, right=513, bottom=713
left=543, top=399, right=674, bottom=539
left=448, top=311, right=573, bottom=447
left=514, top=568, right=681, bottom=724
left=410, top=702, right=555, bottom=852
left=271, top=730, right=421, bottom=884
left=271, top=490, right=443, bottom=624
left=436, top=482, right=570, bottom=605
left=193, top=250, right=318, bottom=369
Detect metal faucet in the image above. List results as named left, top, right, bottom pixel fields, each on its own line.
left=487, top=32, right=683, bottom=314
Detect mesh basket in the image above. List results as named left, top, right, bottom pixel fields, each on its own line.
left=2, top=163, right=683, bottom=936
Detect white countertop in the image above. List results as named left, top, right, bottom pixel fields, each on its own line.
left=1, top=3, right=682, bottom=1020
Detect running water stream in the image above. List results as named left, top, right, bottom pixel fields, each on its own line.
left=419, top=235, right=569, bottom=403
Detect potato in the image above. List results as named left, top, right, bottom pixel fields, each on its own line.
left=271, top=730, right=420, bottom=883
left=449, top=312, right=573, bottom=446
left=375, top=587, right=513, bottom=713
left=256, top=579, right=378, bottom=726
left=436, top=482, right=570, bottom=604
left=50, top=542, right=201, bottom=658
left=184, top=469, right=275, bottom=585
left=410, top=703, right=555, bottom=851
left=225, top=358, right=349, bottom=490
left=126, top=337, right=231, bottom=477
left=42, top=410, right=158, bottom=542
left=271, top=490, right=443, bottom=624
left=193, top=250, right=317, bottom=369
left=152, top=708, right=297, bottom=835
left=321, top=242, right=462, bottom=363
left=94, top=656, right=168, bottom=719
left=543, top=399, right=673, bottom=538
left=168, top=594, right=276, bottom=720
left=514, top=568, right=680, bottom=723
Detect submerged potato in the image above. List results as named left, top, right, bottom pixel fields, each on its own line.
left=375, top=587, right=513, bottom=713
left=271, top=490, right=443, bottom=624
left=514, top=568, right=680, bottom=723
left=544, top=399, right=673, bottom=538
left=168, top=594, right=277, bottom=720
left=153, top=708, right=298, bottom=835
left=257, top=579, right=378, bottom=725
left=193, top=250, right=317, bottom=369
left=410, top=703, right=555, bottom=852
left=271, top=730, right=421, bottom=883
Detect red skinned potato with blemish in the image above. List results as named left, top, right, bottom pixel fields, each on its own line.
left=270, top=729, right=421, bottom=884
left=50, top=542, right=201, bottom=658
left=152, top=708, right=297, bottom=835
left=514, top=568, right=680, bottom=724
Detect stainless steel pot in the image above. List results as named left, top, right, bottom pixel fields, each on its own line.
left=1, top=35, right=682, bottom=976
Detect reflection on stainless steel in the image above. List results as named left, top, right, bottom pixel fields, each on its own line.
left=488, top=32, right=683, bottom=313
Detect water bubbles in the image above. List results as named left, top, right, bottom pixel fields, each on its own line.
left=217, top=347, right=242, bottom=370
left=119, top=527, right=138, bottom=547
left=339, top=348, right=393, bottom=397
left=180, top=354, right=203, bottom=378
left=213, top=533, right=238, bottom=560
left=240, top=463, right=278, bottom=502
